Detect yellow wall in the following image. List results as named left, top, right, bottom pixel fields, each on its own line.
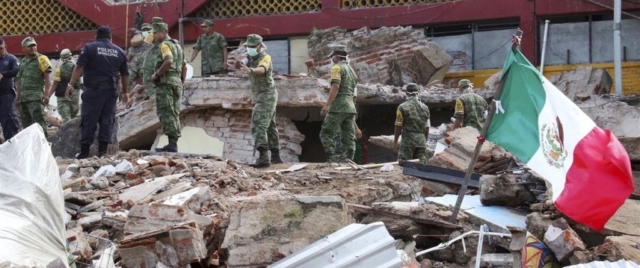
left=444, top=61, right=640, bottom=95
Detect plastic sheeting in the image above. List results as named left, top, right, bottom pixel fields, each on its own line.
left=0, top=124, right=68, bottom=267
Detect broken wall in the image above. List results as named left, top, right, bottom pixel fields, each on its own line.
left=307, top=26, right=453, bottom=86
left=174, top=109, right=304, bottom=163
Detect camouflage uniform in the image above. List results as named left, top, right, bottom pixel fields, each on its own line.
left=248, top=51, right=279, bottom=152
left=152, top=23, right=185, bottom=150
left=17, top=37, right=51, bottom=137
left=195, top=20, right=228, bottom=75
left=395, top=84, right=430, bottom=164
left=320, top=45, right=357, bottom=162
left=128, top=42, right=152, bottom=89
left=454, top=79, right=488, bottom=132
left=141, top=17, right=165, bottom=97
left=53, top=58, right=81, bottom=123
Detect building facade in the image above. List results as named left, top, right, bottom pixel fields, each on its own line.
left=1, top=0, right=639, bottom=93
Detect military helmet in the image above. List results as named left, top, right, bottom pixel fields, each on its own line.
left=60, top=49, right=72, bottom=59
left=244, top=34, right=263, bottom=47
left=329, top=44, right=348, bottom=57
left=405, top=83, right=419, bottom=93
left=458, top=79, right=472, bottom=88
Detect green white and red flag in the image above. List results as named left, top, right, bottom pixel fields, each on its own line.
left=486, top=50, right=634, bottom=230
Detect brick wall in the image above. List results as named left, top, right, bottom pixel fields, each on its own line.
left=307, top=26, right=452, bottom=86
left=179, top=109, right=305, bottom=163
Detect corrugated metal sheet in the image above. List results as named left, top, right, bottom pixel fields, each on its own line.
left=268, top=222, right=402, bottom=268
left=567, top=260, right=640, bottom=268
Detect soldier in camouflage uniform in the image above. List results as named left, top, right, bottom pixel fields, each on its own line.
left=150, top=22, right=187, bottom=152
left=45, top=49, right=80, bottom=123
left=236, top=34, right=283, bottom=168
left=453, top=79, right=488, bottom=132
left=127, top=30, right=153, bottom=90
left=141, top=17, right=165, bottom=97
left=393, top=83, right=430, bottom=165
left=319, top=45, right=358, bottom=163
left=189, top=20, right=228, bottom=76
left=17, top=37, right=52, bottom=137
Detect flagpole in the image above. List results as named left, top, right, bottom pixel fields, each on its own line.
left=449, top=30, right=523, bottom=223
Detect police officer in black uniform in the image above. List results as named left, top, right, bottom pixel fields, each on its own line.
left=0, top=37, right=21, bottom=142
left=66, top=26, right=129, bottom=159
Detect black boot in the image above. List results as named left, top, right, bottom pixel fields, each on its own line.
left=249, top=148, right=271, bottom=168
left=98, top=141, right=109, bottom=157
left=270, top=149, right=284, bottom=164
left=76, top=145, right=90, bottom=159
left=156, top=137, right=178, bottom=153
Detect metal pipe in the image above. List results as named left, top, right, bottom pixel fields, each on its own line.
left=179, top=17, right=186, bottom=47
left=614, top=0, right=623, bottom=95
left=415, top=230, right=511, bottom=257
left=540, top=20, right=550, bottom=73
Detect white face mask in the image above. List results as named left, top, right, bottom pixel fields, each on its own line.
left=247, top=47, right=258, bottom=57
left=142, top=31, right=149, bottom=38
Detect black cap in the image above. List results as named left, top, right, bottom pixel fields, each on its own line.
left=97, top=26, right=112, bottom=39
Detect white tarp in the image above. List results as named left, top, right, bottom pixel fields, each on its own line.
left=0, top=124, right=68, bottom=267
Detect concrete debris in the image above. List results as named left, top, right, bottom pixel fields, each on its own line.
left=308, top=26, right=453, bottom=86
left=428, top=127, right=514, bottom=174
left=368, top=126, right=446, bottom=156
left=549, top=67, right=640, bottom=161
left=221, top=193, right=352, bottom=267
left=543, top=218, right=587, bottom=264
left=525, top=212, right=554, bottom=242
left=58, top=153, right=451, bottom=267
left=119, top=223, right=207, bottom=267
left=594, top=235, right=640, bottom=264
left=353, top=202, right=464, bottom=239
left=50, top=118, right=119, bottom=158
left=479, top=171, right=546, bottom=207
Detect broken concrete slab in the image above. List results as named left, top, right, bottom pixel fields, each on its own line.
left=550, top=67, right=612, bottom=102
left=525, top=212, right=553, bottom=241
left=428, top=127, right=513, bottom=174
left=154, top=186, right=211, bottom=213
left=221, top=192, right=352, bottom=267
left=50, top=118, right=119, bottom=158
left=544, top=218, right=586, bottom=264
left=354, top=202, right=463, bottom=238
left=118, top=174, right=184, bottom=204
left=550, top=68, right=640, bottom=160
left=119, top=223, right=207, bottom=267
left=595, top=235, right=640, bottom=264
left=480, top=174, right=537, bottom=207
left=308, top=26, right=453, bottom=86
left=65, top=192, right=96, bottom=206
left=124, top=203, right=188, bottom=233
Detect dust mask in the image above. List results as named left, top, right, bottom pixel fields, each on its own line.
left=142, top=31, right=149, bottom=38
left=247, top=47, right=258, bottom=57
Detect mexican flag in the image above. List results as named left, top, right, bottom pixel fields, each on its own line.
left=486, top=50, right=634, bottom=231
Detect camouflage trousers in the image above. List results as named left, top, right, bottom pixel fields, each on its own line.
left=19, top=100, right=47, bottom=138
left=156, top=84, right=182, bottom=140
left=398, top=146, right=427, bottom=164
left=251, top=108, right=280, bottom=150
left=58, top=90, right=80, bottom=123
left=129, top=67, right=141, bottom=90
left=320, top=112, right=355, bottom=162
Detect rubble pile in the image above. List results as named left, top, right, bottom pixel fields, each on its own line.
left=484, top=181, right=640, bottom=266
left=307, top=26, right=453, bottom=86
left=428, top=127, right=515, bottom=174
left=57, top=150, right=476, bottom=267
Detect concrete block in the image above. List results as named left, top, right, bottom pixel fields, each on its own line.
left=221, top=192, right=351, bottom=267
